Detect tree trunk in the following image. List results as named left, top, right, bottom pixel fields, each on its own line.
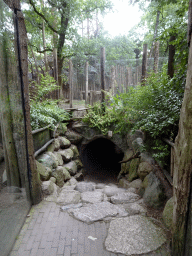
left=153, top=41, right=159, bottom=73
left=168, top=35, right=176, bottom=78
left=172, top=32, right=192, bottom=255
left=100, top=47, right=105, bottom=112
left=141, top=44, right=147, bottom=85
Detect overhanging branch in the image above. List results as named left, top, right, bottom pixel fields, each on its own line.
left=28, top=0, right=58, bottom=34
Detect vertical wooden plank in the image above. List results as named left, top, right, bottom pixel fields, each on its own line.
left=85, top=61, right=89, bottom=105
left=100, top=47, right=105, bottom=110
left=141, top=44, right=148, bottom=85
left=69, top=59, right=73, bottom=108
left=153, top=41, right=159, bottom=73
left=110, top=66, right=115, bottom=96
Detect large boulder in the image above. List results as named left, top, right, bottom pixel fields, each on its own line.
left=47, top=138, right=60, bottom=152
left=143, top=172, right=166, bottom=208
left=129, top=179, right=142, bottom=190
left=65, top=129, right=83, bottom=144
left=118, top=178, right=130, bottom=189
left=163, top=197, right=173, bottom=230
left=126, top=130, right=145, bottom=148
left=36, top=160, right=52, bottom=181
left=59, top=149, right=74, bottom=162
left=59, top=136, right=71, bottom=149
left=70, top=145, right=79, bottom=159
left=52, top=152, right=63, bottom=166
left=74, top=159, right=83, bottom=170
left=42, top=180, right=55, bottom=195
left=137, top=161, right=153, bottom=180
left=53, top=166, right=65, bottom=187
left=37, top=153, right=57, bottom=169
left=118, top=149, right=133, bottom=179
left=132, top=137, right=144, bottom=153
left=127, top=158, right=140, bottom=182
left=64, top=161, right=78, bottom=176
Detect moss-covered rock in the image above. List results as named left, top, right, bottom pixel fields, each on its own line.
left=143, top=172, right=166, bottom=208
left=65, top=129, right=83, bottom=144
left=70, top=145, right=79, bottom=159
left=59, top=149, right=74, bottom=162
left=138, top=162, right=153, bottom=180
left=59, top=136, right=71, bottom=149
left=128, top=158, right=140, bottom=182
left=36, top=160, right=52, bottom=181
left=37, top=153, right=57, bottom=169
left=52, top=152, right=63, bottom=166
left=63, top=167, right=71, bottom=181
left=163, top=197, right=173, bottom=230
left=53, top=166, right=65, bottom=188
left=118, top=149, right=133, bottom=179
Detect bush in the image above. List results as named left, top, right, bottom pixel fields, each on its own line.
left=30, top=74, right=70, bottom=130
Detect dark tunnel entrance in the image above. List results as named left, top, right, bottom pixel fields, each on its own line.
left=80, top=138, right=124, bottom=183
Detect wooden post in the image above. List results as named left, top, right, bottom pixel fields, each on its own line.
left=69, top=59, right=73, bottom=108
left=153, top=41, right=159, bottom=73
left=85, top=61, right=89, bottom=105
left=141, top=44, right=148, bottom=85
left=100, top=47, right=105, bottom=111
left=110, top=66, right=115, bottom=96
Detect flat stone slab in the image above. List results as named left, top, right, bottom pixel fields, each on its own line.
left=75, top=182, right=95, bottom=193
left=60, top=203, right=83, bottom=211
left=111, top=192, right=140, bottom=204
left=119, top=202, right=147, bottom=216
left=103, top=186, right=125, bottom=197
left=81, top=191, right=104, bottom=204
left=105, top=215, right=166, bottom=255
left=57, top=190, right=81, bottom=205
left=68, top=201, right=128, bottom=224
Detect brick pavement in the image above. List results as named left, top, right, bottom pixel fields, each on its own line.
left=9, top=200, right=171, bottom=256
left=9, top=200, right=125, bottom=256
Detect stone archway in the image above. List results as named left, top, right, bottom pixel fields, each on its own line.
left=80, top=137, right=124, bottom=183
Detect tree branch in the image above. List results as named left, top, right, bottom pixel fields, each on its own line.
left=29, top=43, right=53, bottom=53
left=28, top=0, right=58, bottom=34
left=119, top=151, right=141, bottom=164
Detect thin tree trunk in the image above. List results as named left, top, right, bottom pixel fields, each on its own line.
left=100, top=47, right=105, bottom=112
left=149, top=10, right=160, bottom=58
left=172, top=32, right=192, bottom=256
left=168, top=35, right=176, bottom=78
left=69, top=59, right=73, bottom=108
left=153, top=41, right=159, bottom=73
left=141, top=44, right=147, bottom=85
left=42, top=20, right=48, bottom=72
left=85, top=61, right=89, bottom=105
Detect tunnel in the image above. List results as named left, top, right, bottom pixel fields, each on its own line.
left=80, top=138, right=124, bottom=183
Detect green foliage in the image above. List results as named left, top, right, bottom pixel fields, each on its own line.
left=30, top=100, right=70, bottom=130
left=83, top=69, right=183, bottom=165
left=32, top=73, right=59, bottom=102
left=82, top=102, right=116, bottom=135
left=30, top=73, right=70, bottom=130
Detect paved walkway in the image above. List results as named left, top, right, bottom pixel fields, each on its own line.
left=9, top=200, right=171, bottom=256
